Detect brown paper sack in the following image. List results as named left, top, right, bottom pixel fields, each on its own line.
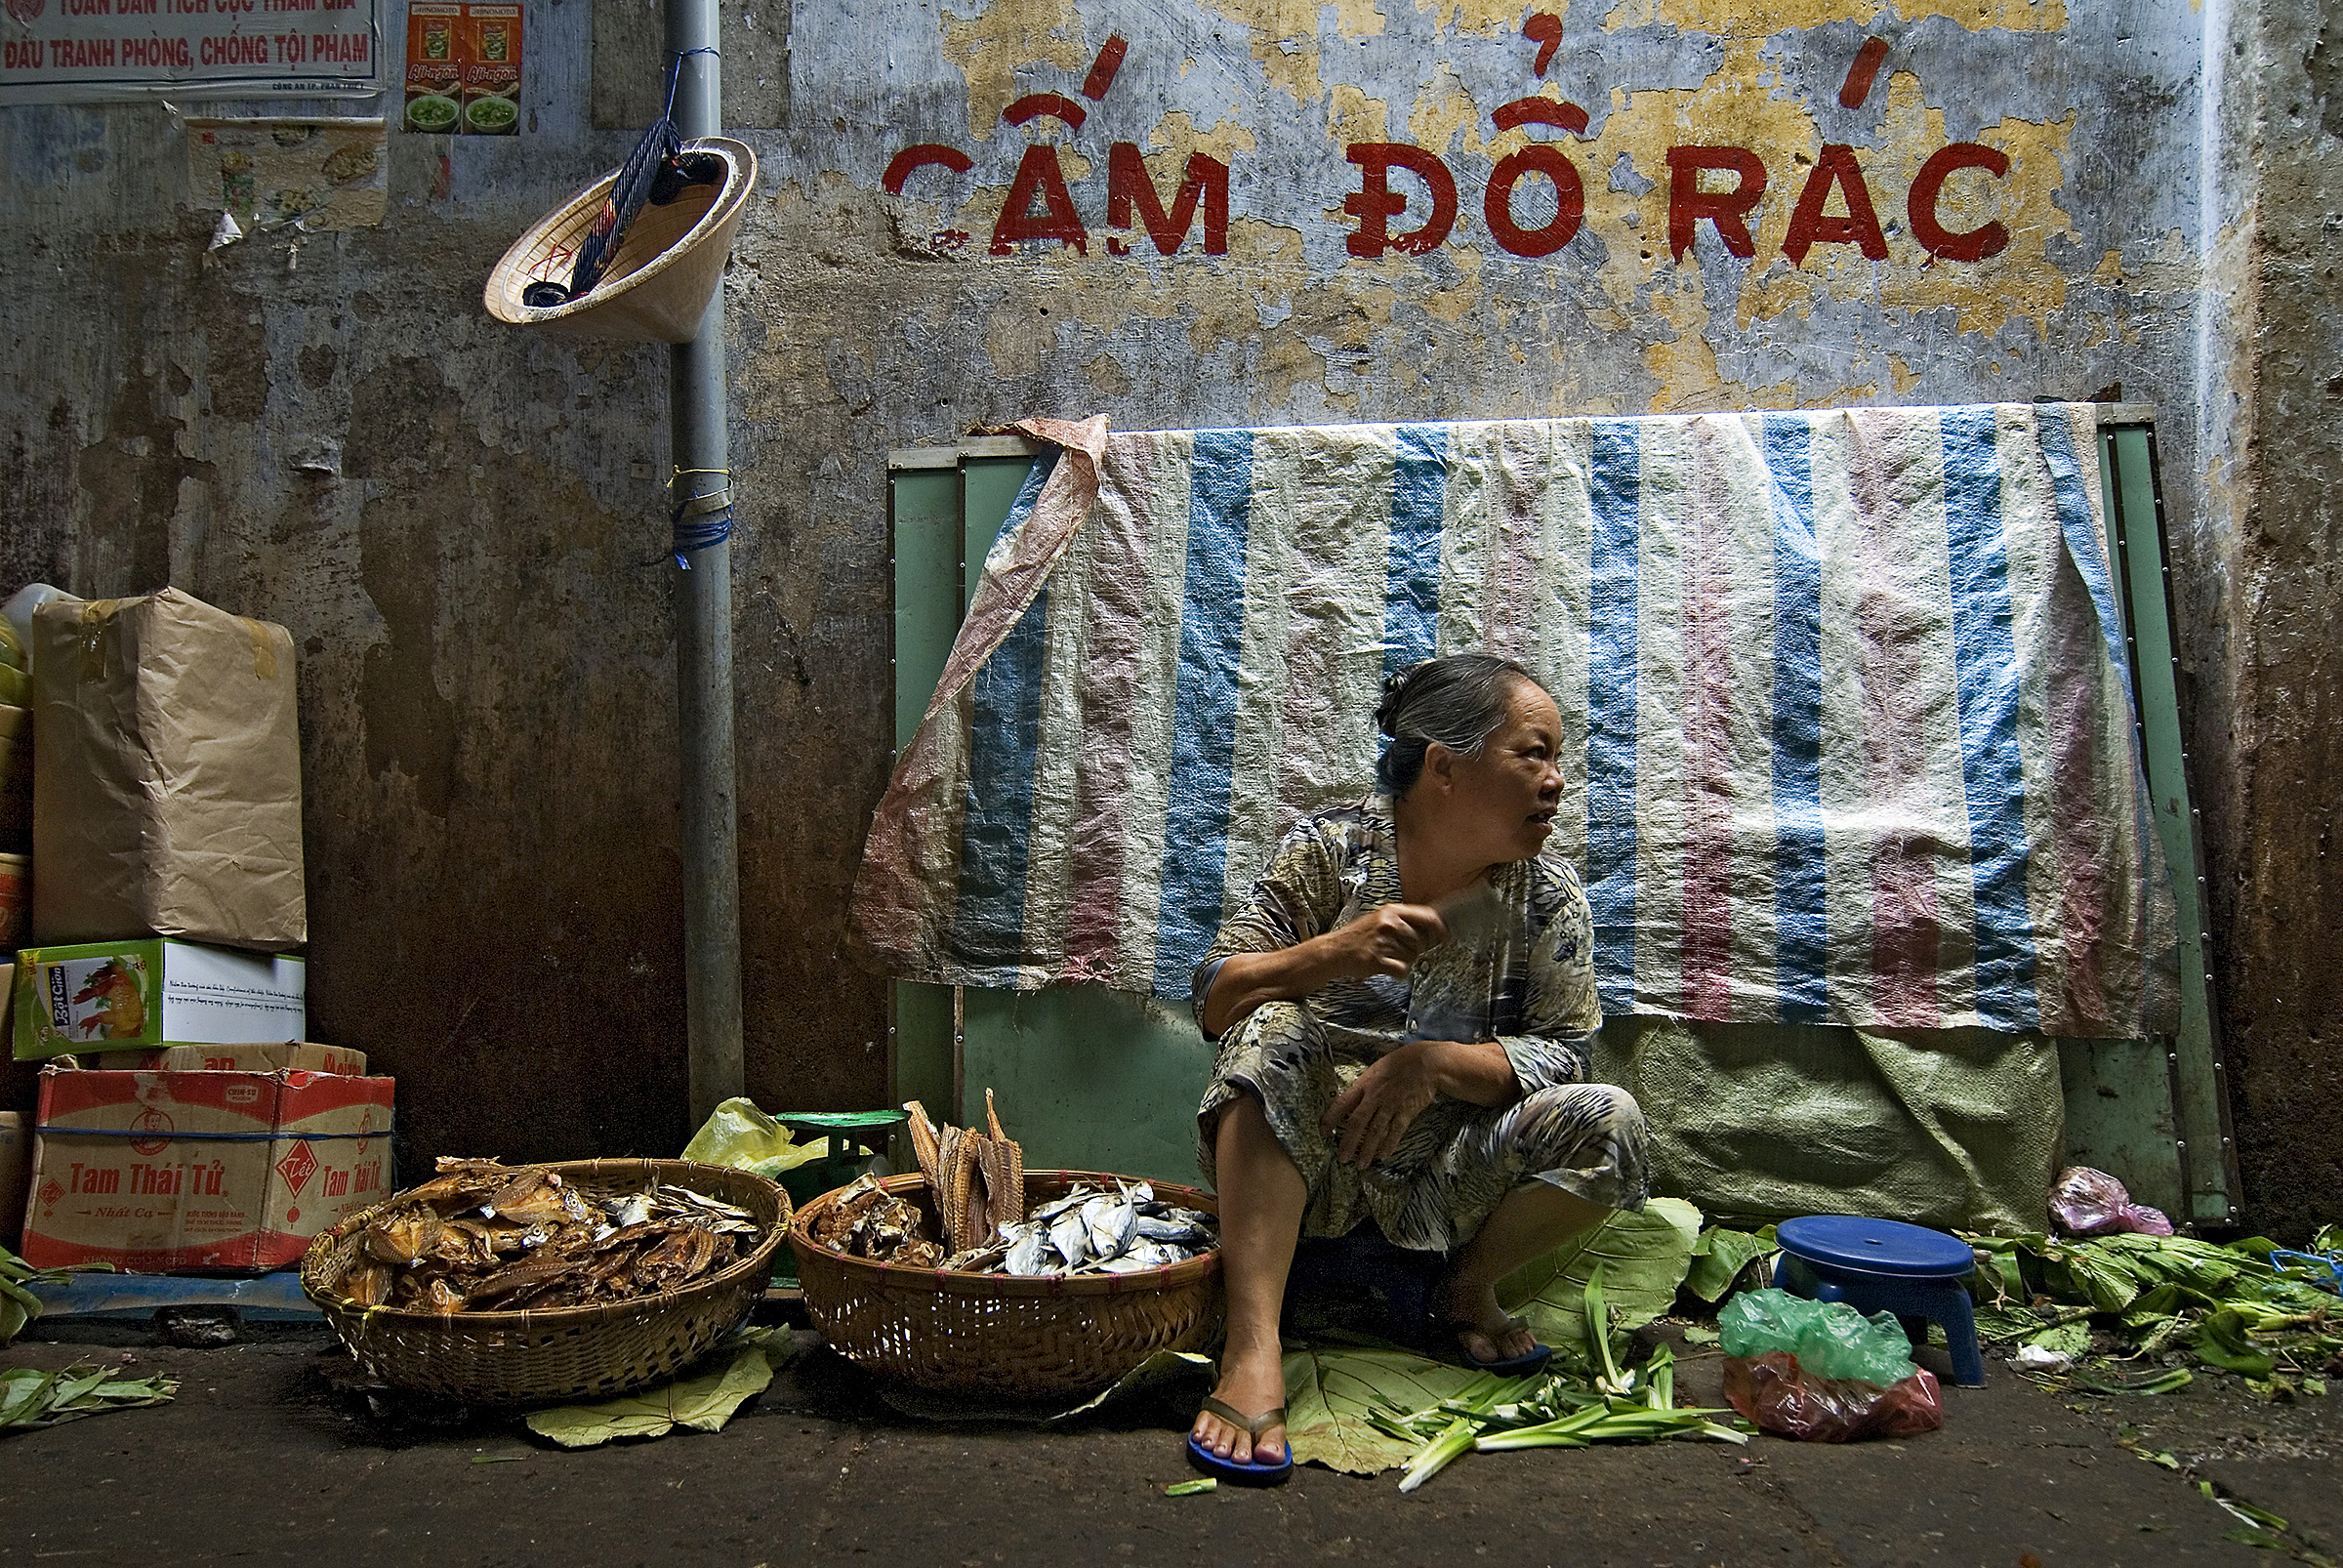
left=30, top=589, right=306, bottom=951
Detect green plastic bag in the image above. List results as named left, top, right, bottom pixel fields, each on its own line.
left=1718, top=1288, right=1917, bottom=1385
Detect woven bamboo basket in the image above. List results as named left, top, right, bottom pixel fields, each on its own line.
left=482, top=137, right=757, bottom=343
left=789, top=1169, right=1223, bottom=1399
left=301, top=1158, right=788, bottom=1405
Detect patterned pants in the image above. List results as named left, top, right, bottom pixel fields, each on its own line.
left=1196, top=1000, right=1651, bottom=1253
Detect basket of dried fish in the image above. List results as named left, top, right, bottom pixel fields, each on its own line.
left=300, top=1156, right=788, bottom=1405
left=789, top=1166, right=1222, bottom=1399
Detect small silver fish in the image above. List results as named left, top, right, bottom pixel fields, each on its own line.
left=1006, top=1229, right=1054, bottom=1275
left=1082, top=1194, right=1134, bottom=1260
left=1049, top=1208, right=1092, bottom=1266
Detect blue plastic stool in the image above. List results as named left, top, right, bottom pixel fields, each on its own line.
left=1771, top=1215, right=1987, bottom=1387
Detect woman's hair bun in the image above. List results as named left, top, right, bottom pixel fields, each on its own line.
left=1376, top=660, right=1427, bottom=736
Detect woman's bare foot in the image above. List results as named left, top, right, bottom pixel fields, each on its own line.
left=1190, top=1342, right=1289, bottom=1465
left=1436, top=1274, right=1540, bottom=1366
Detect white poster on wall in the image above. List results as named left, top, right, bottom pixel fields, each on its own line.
left=0, top=0, right=386, bottom=103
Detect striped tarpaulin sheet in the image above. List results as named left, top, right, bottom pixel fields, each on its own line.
left=851, top=406, right=2180, bottom=1038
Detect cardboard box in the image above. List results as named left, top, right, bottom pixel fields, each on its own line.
left=30, top=590, right=306, bottom=951
left=21, top=1067, right=393, bottom=1270
left=94, top=1042, right=366, bottom=1075
left=12, top=940, right=306, bottom=1061
left=0, top=1111, right=27, bottom=1252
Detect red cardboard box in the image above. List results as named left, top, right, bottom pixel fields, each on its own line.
left=22, top=1067, right=393, bottom=1271
left=93, top=1042, right=366, bottom=1075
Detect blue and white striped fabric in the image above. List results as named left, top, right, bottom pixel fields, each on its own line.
left=852, top=406, right=2179, bottom=1039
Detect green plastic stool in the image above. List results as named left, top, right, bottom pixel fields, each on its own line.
left=767, top=1109, right=906, bottom=1285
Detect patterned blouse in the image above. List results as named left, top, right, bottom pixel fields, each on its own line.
left=1191, top=796, right=1601, bottom=1091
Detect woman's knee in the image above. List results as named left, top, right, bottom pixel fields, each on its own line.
left=1512, top=1082, right=1647, bottom=1149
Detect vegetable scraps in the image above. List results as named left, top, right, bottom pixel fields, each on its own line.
left=3, top=1242, right=176, bottom=1435
left=1284, top=1209, right=1749, bottom=1490
left=1970, top=1223, right=2342, bottom=1400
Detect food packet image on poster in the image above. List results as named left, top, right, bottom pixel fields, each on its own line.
left=461, top=4, right=521, bottom=135
left=404, top=2, right=464, bottom=133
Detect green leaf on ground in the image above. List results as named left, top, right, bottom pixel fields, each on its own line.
left=1163, top=1478, right=1215, bottom=1496
left=525, top=1341, right=780, bottom=1448
left=0, top=1363, right=177, bottom=1431
left=1281, top=1346, right=1496, bottom=1475
left=1053, top=1349, right=1214, bottom=1424
left=1497, top=1198, right=1704, bottom=1347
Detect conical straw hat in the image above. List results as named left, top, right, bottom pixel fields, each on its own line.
left=484, top=136, right=758, bottom=344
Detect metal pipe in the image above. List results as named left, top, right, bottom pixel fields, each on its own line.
left=664, top=0, right=744, bottom=1128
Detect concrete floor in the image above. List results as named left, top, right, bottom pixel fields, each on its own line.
left=0, top=1318, right=2336, bottom=1568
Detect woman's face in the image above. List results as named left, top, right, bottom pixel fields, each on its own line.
left=1424, top=679, right=1566, bottom=864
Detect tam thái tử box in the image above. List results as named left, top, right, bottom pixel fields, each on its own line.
left=93, top=1042, right=365, bottom=1075
left=21, top=1067, right=393, bottom=1270
left=11, top=939, right=306, bottom=1060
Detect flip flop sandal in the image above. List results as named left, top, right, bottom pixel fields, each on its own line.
left=1436, top=1314, right=1554, bottom=1379
left=1185, top=1395, right=1295, bottom=1485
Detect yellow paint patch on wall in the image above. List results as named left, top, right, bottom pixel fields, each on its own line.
left=1148, top=109, right=1260, bottom=166
left=1422, top=244, right=1486, bottom=320
left=1328, top=83, right=1392, bottom=144
left=1638, top=269, right=1802, bottom=411
left=1196, top=0, right=1334, bottom=107
left=1418, top=0, right=1560, bottom=38
left=1408, top=66, right=1484, bottom=155
left=942, top=0, right=1093, bottom=141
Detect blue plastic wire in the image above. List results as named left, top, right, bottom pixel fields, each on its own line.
left=672, top=467, right=733, bottom=568
left=664, top=46, right=719, bottom=120
left=2270, top=1249, right=2343, bottom=1294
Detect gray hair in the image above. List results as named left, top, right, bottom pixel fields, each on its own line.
left=1374, top=653, right=1541, bottom=797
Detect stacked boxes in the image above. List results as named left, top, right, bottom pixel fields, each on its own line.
left=6, top=588, right=391, bottom=1269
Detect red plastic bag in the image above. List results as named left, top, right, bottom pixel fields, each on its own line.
left=1722, top=1351, right=1944, bottom=1442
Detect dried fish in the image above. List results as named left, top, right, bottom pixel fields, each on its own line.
left=327, top=1158, right=761, bottom=1315
left=796, top=1096, right=1216, bottom=1277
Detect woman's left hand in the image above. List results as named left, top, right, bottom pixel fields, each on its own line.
left=1323, top=1043, right=1445, bottom=1167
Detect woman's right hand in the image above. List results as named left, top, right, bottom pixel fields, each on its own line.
left=1197, top=901, right=1450, bottom=1036
left=1318, top=902, right=1449, bottom=981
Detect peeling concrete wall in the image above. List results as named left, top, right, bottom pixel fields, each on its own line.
left=0, top=0, right=2325, bottom=1231
left=2204, top=1, right=2343, bottom=1244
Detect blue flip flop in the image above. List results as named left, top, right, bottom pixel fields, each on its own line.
left=1186, top=1396, right=1294, bottom=1485
left=1438, top=1315, right=1554, bottom=1379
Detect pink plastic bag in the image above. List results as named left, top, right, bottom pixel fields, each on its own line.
left=1722, top=1351, right=1945, bottom=1442
left=2049, top=1166, right=2174, bottom=1237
